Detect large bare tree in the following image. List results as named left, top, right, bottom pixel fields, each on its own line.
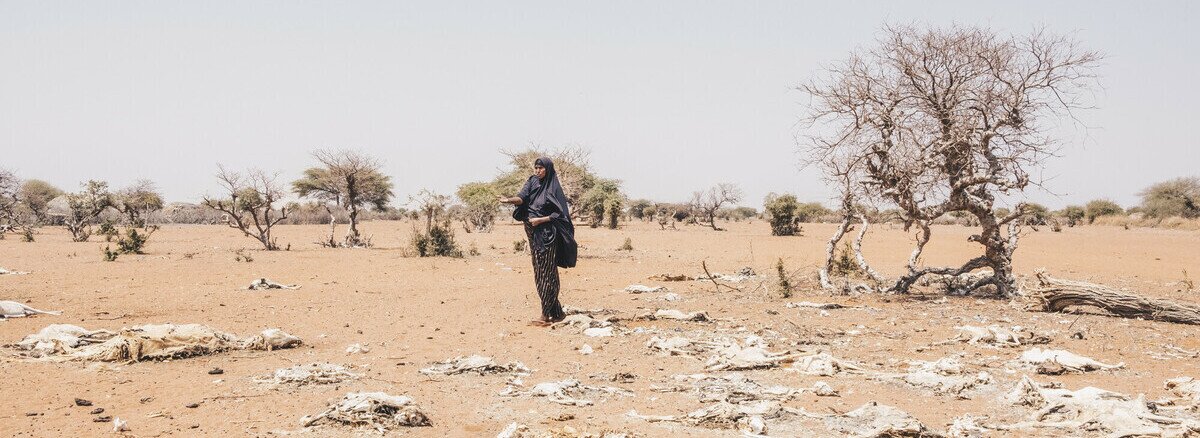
left=203, top=166, right=289, bottom=250
left=292, top=150, right=393, bottom=247
left=804, top=25, right=1100, bottom=296
left=690, top=183, right=742, bottom=231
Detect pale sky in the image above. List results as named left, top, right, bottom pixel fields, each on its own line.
left=2, top=1, right=1197, bottom=210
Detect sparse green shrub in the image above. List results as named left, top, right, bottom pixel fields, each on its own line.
left=1057, top=205, right=1085, bottom=227
left=776, top=258, right=793, bottom=298
left=411, top=220, right=463, bottom=257
left=98, top=220, right=118, bottom=242
left=830, top=242, right=861, bottom=277
left=763, top=193, right=801, bottom=236
left=102, top=246, right=119, bottom=261
left=116, top=226, right=157, bottom=254
left=1085, top=199, right=1124, bottom=224
left=1139, top=176, right=1199, bottom=219
left=513, top=239, right=527, bottom=252
left=618, top=237, right=633, bottom=251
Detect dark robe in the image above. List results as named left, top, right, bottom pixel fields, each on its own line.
left=512, top=157, right=578, bottom=268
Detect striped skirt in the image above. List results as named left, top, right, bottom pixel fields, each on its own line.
left=525, top=223, right=565, bottom=320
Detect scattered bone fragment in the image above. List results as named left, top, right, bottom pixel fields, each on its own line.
left=1017, top=348, right=1124, bottom=373
left=497, top=423, right=634, bottom=438
left=628, top=400, right=796, bottom=431
left=578, top=344, right=593, bottom=355
left=13, top=324, right=300, bottom=362
left=112, top=417, right=129, bottom=433
left=419, top=355, right=530, bottom=376
left=1165, top=377, right=1200, bottom=403
left=660, top=293, right=681, bottom=302
left=812, top=381, right=838, bottom=397
left=344, top=343, right=370, bottom=354
left=637, top=309, right=709, bottom=322
left=246, top=278, right=300, bottom=290
left=301, top=392, right=430, bottom=430
left=257, top=363, right=359, bottom=385
left=823, top=402, right=936, bottom=437
left=0, top=267, right=29, bottom=275
left=653, top=373, right=803, bottom=403
left=624, top=284, right=667, bottom=294
left=503, top=378, right=631, bottom=406
left=788, top=351, right=865, bottom=376
left=0, top=301, right=61, bottom=318
left=704, top=341, right=795, bottom=371
left=583, top=327, right=614, bottom=337
left=785, top=301, right=845, bottom=310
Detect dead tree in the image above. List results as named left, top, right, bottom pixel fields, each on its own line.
left=690, top=183, right=742, bottom=231
left=804, top=25, right=1100, bottom=297
left=1028, top=271, right=1200, bottom=325
left=203, top=166, right=289, bottom=250
left=292, top=150, right=393, bottom=247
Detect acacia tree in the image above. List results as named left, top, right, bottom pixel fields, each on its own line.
left=203, top=166, right=289, bottom=250
left=63, top=180, right=114, bottom=242
left=804, top=25, right=1100, bottom=296
left=456, top=182, right=499, bottom=232
left=19, top=179, right=63, bottom=225
left=115, top=179, right=164, bottom=228
left=292, top=150, right=393, bottom=247
left=0, top=169, right=22, bottom=234
left=690, top=183, right=742, bottom=231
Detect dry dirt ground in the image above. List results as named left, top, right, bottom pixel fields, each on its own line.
left=1, top=220, right=1198, bottom=437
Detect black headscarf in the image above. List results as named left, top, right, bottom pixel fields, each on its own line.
left=514, top=157, right=577, bottom=268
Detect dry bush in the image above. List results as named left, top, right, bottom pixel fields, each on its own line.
left=690, top=183, right=742, bottom=231
left=114, top=180, right=164, bottom=228
left=202, top=166, right=289, bottom=250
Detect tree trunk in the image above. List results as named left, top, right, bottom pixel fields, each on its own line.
left=1028, top=271, right=1200, bottom=325
left=347, top=203, right=360, bottom=244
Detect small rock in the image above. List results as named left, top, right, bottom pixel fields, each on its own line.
left=112, top=417, right=129, bottom=432
left=579, top=344, right=593, bottom=355
left=207, top=368, right=224, bottom=375
left=25, top=412, right=39, bottom=417
left=93, top=415, right=112, bottom=422
left=74, top=398, right=93, bottom=407
left=552, top=413, right=575, bottom=421
left=185, top=403, right=200, bottom=409
left=90, top=408, right=105, bottom=415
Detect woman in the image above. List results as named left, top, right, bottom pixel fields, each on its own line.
left=499, top=157, right=578, bottom=326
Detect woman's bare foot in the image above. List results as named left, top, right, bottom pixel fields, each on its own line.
left=528, top=317, right=552, bottom=327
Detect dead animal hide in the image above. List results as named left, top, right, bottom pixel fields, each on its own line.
left=656, top=373, right=802, bottom=404
left=637, top=309, right=709, bottom=322
left=1165, top=377, right=1200, bottom=404
left=823, top=402, right=939, bottom=438
left=1017, top=348, right=1124, bottom=373
left=14, top=324, right=115, bottom=357
left=785, top=301, right=845, bottom=310
left=645, top=336, right=715, bottom=356
left=301, top=392, right=431, bottom=430
left=884, top=357, right=993, bottom=398
left=14, top=324, right=300, bottom=362
left=0, top=301, right=61, bottom=318
left=950, top=325, right=1045, bottom=348
left=259, top=363, right=359, bottom=385
left=504, top=378, right=631, bottom=406
left=999, top=376, right=1197, bottom=437
left=704, top=341, right=794, bottom=371
left=648, top=274, right=695, bottom=282
left=246, top=278, right=300, bottom=290
left=624, top=284, right=667, bottom=294
left=419, top=355, right=530, bottom=376
left=788, top=351, right=866, bottom=376
left=629, top=400, right=792, bottom=433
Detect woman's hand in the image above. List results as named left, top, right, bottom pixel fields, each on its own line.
left=498, top=196, right=522, bottom=206
left=528, top=216, right=550, bottom=226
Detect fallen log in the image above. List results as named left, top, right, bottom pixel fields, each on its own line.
left=1027, top=271, right=1200, bottom=325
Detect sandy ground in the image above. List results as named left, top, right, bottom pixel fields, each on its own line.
left=1, top=219, right=1198, bottom=437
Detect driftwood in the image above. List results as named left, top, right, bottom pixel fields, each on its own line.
left=1028, top=271, right=1200, bottom=325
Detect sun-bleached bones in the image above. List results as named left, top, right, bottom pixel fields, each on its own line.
left=0, top=301, right=61, bottom=318
left=624, top=284, right=667, bottom=294
left=497, top=422, right=635, bottom=438
left=1017, top=348, right=1124, bottom=373
left=785, top=301, right=845, bottom=310
left=257, top=363, right=359, bottom=385
left=993, top=376, right=1200, bottom=437
left=13, top=323, right=301, bottom=361
left=501, top=378, right=632, bottom=406
left=628, top=400, right=802, bottom=433
left=301, top=392, right=430, bottom=431
left=644, top=335, right=794, bottom=371
left=947, top=325, right=1046, bottom=348
left=875, top=357, right=993, bottom=399
left=651, top=373, right=805, bottom=403
left=787, top=351, right=866, bottom=376
left=419, top=355, right=530, bottom=376
left=637, top=309, right=709, bottom=322
left=246, top=278, right=300, bottom=290
left=0, top=267, right=29, bottom=275
left=823, top=402, right=937, bottom=438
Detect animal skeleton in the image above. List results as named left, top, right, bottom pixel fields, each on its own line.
left=994, top=376, right=1200, bottom=437
left=13, top=323, right=301, bottom=362
left=246, top=278, right=300, bottom=290
left=0, top=301, right=60, bottom=318
left=1017, top=348, right=1124, bottom=373
left=876, top=357, right=993, bottom=398
left=637, top=309, right=709, bottom=322
left=0, top=267, right=29, bottom=275
left=788, top=351, right=866, bottom=376
left=301, top=392, right=430, bottom=431
left=258, top=363, right=358, bottom=385
left=823, top=402, right=936, bottom=437
left=624, top=284, right=667, bottom=294
left=419, top=355, right=530, bottom=376
left=502, top=378, right=632, bottom=406
left=948, top=325, right=1045, bottom=348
